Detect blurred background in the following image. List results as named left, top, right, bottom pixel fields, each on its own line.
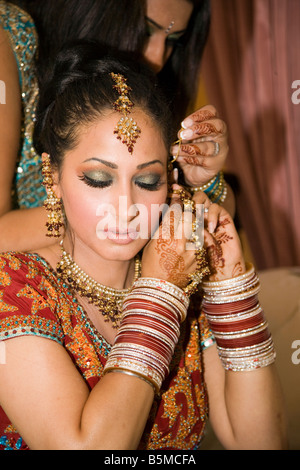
left=196, top=0, right=300, bottom=450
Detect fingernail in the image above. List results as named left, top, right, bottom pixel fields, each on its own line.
left=180, top=128, right=193, bottom=139
left=173, top=168, right=178, bottom=183
left=208, top=222, right=215, bottom=233
left=181, top=117, right=194, bottom=129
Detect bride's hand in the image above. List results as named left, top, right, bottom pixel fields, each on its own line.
left=203, top=200, right=246, bottom=281
left=141, top=187, right=200, bottom=288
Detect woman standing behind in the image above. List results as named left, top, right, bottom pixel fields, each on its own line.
left=0, top=0, right=230, bottom=252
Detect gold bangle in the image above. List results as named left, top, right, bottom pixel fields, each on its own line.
left=104, top=368, right=156, bottom=393
left=104, top=357, right=162, bottom=393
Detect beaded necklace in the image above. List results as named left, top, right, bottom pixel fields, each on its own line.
left=56, top=241, right=141, bottom=328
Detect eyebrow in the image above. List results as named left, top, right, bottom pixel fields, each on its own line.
left=145, top=16, right=187, bottom=35
left=137, top=159, right=164, bottom=170
left=83, top=157, right=164, bottom=170
left=84, top=158, right=118, bottom=169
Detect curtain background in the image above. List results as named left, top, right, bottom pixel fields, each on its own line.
left=200, top=0, right=300, bottom=269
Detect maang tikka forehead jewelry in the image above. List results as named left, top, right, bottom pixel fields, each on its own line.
left=110, top=72, right=141, bottom=154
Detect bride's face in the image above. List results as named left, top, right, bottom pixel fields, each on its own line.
left=53, top=108, right=169, bottom=263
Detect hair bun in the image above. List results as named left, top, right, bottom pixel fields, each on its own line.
left=42, top=40, right=142, bottom=102
left=46, top=41, right=104, bottom=94
left=34, top=41, right=172, bottom=161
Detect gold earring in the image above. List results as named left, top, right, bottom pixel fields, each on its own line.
left=42, top=154, right=64, bottom=238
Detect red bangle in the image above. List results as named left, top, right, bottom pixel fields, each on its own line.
left=208, top=311, right=265, bottom=333
left=202, top=296, right=258, bottom=315
left=103, top=281, right=189, bottom=392
left=215, top=328, right=271, bottom=349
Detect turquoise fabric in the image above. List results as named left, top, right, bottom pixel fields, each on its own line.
left=0, top=1, right=46, bottom=208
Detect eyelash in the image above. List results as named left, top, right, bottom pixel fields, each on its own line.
left=145, top=33, right=182, bottom=47
left=145, top=24, right=184, bottom=46
left=79, top=174, right=164, bottom=191
left=135, top=180, right=164, bottom=191
left=79, top=174, right=112, bottom=189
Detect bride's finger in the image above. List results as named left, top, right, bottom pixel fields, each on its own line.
left=204, top=203, right=222, bottom=234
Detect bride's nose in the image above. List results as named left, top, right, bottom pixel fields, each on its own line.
left=116, top=195, right=140, bottom=225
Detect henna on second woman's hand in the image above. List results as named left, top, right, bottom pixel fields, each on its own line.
left=193, top=122, right=219, bottom=137
left=189, top=109, right=216, bottom=122
left=181, top=144, right=207, bottom=157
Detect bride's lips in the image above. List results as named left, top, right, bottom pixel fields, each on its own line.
left=104, top=227, right=139, bottom=243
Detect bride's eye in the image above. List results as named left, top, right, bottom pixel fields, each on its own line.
left=79, top=171, right=113, bottom=188
left=134, top=174, right=164, bottom=191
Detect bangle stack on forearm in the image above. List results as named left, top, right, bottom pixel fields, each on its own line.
left=103, top=278, right=189, bottom=393
left=201, top=264, right=276, bottom=371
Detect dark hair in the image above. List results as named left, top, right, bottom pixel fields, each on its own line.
left=10, top=0, right=145, bottom=79
left=12, top=0, right=210, bottom=125
left=34, top=43, right=173, bottom=168
left=156, top=0, right=211, bottom=126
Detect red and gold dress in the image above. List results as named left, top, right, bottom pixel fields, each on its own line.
left=0, top=252, right=214, bottom=450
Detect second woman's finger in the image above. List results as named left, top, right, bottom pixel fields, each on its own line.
left=179, top=118, right=227, bottom=141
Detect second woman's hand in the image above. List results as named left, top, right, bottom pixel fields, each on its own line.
left=171, top=104, right=229, bottom=187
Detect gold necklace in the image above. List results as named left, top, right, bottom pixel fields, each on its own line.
left=56, top=241, right=141, bottom=328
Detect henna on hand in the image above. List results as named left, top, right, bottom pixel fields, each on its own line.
left=181, top=144, right=206, bottom=157
left=231, top=262, right=244, bottom=277
left=155, top=235, right=189, bottom=288
left=181, top=144, right=207, bottom=167
left=191, top=109, right=216, bottom=122
left=142, top=201, right=194, bottom=288
left=205, top=217, right=243, bottom=280
left=206, top=238, right=225, bottom=276
left=183, top=156, right=206, bottom=167
left=194, top=122, right=219, bottom=136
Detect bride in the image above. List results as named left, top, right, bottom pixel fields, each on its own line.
left=0, top=45, right=287, bottom=450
